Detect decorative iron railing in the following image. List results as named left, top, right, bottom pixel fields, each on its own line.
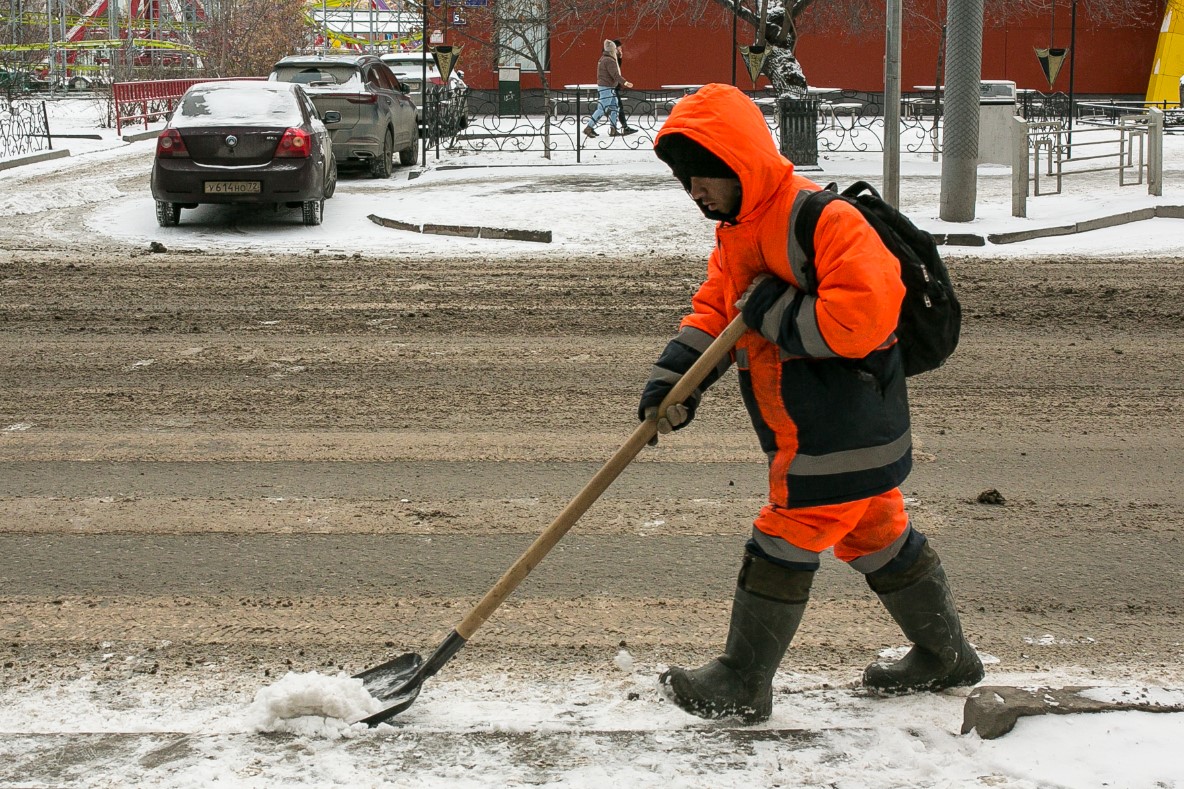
left=422, top=87, right=951, bottom=158
left=0, top=98, right=50, bottom=159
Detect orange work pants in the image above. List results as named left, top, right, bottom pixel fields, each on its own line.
left=754, top=488, right=909, bottom=563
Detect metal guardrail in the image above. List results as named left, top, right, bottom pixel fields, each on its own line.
left=112, top=77, right=263, bottom=135
left=1010, top=109, right=1164, bottom=217
left=1076, top=100, right=1184, bottom=130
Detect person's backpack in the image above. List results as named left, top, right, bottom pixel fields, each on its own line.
left=794, top=181, right=961, bottom=377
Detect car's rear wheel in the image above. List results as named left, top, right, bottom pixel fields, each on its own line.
left=324, top=158, right=338, bottom=199
left=155, top=200, right=181, bottom=227
left=370, top=130, right=393, bottom=179
left=302, top=198, right=323, bottom=226
left=398, top=137, right=418, bottom=167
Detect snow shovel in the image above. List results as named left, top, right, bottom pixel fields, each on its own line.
left=353, top=314, right=749, bottom=726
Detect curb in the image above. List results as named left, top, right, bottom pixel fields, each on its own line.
left=962, top=685, right=1184, bottom=739
left=368, top=214, right=552, bottom=243
left=122, top=128, right=161, bottom=143
left=0, top=148, right=70, bottom=171
left=965, top=205, right=1184, bottom=246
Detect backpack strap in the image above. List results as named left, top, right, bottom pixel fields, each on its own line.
left=790, top=184, right=840, bottom=295
left=841, top=180, right=881, bottom=200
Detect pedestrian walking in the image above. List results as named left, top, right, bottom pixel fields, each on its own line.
left=612, top=38, right=638, bottom=135
left=641, top=83, right=983, bottom=723
left=583, top=39, right=633, bottom=138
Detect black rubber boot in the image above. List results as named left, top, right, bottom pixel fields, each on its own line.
left=863, top=543, right=984, bottom=695
left=660, top=552, right=813, bottom=723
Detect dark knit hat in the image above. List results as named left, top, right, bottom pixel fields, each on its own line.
left=655, top=133, right=738, bottom=188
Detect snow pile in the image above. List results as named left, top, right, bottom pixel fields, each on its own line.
left=613, top=648, right=634, bottom=673
left=245, top=671, right=382, bottom=739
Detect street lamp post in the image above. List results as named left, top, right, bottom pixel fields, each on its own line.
left=884, top=0, right=902, bottom=206
left=731, top=0, right=737, bottom=86
left=1067, top=0, right=1077, bottom=154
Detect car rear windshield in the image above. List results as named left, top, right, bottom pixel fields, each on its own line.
left=383, top=59, right=439, bottom=76
left=178, top=86, right=303, bottom=126
left=273, top=65, right=361, bottom=87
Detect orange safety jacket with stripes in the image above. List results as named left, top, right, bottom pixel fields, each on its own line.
left=655, top=84, right=912, bottom=508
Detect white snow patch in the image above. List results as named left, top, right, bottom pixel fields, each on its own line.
left=613, top=649, right=635, bottom=673
left=245, top=671, right=382, bottom=739
left=1077, top=686, right=1184, bottom=706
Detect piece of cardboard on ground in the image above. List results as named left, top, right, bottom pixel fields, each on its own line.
left=963, top=685, right=1184, bottom=739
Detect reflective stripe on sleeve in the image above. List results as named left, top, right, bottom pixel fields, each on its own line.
left=675, top=326, right=715, bottom=353
left=758, top=286, right=795, bottom=344
left=647, top=365, right=683, bottom=385
left=793, top=294, right=838, bottom=358
left=675, top=325, right=733, bottom=380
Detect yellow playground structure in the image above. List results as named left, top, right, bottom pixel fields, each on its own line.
left=1146, top=3, right=1184, bottom=105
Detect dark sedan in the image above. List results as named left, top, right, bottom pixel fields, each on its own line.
left=150, top=81, right=337, bottom=227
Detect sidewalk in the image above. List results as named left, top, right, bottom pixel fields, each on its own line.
left=6, top=94, right=1184, bottom=259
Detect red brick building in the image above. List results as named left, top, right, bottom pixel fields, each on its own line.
left=438, top=0, right=1158, bottom=96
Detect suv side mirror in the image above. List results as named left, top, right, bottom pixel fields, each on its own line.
left=322, top=110, right=341, bottom=124
left=398, top=81, right=411, bottom=93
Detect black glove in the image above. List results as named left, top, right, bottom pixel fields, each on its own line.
left=637, top=337, right=705, bottom=445
left=738, top=274, right=792, bottom=336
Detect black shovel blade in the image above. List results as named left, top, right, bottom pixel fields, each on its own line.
left=352, top=631, right=469, bottom=726
left=353, top=652, right=424, bottom=727
left=356, top=652, right=422, bottom=701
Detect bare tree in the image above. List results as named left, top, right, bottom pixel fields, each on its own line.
left=196, top=0, right=314, bottom=78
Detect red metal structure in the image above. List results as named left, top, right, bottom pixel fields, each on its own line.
left=113, top=76, right=259, bottom=134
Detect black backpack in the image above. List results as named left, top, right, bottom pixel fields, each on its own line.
left=795, top=181, right=961, bottom=377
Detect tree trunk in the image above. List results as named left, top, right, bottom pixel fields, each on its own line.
left=762, top=46, right=806, bottom=95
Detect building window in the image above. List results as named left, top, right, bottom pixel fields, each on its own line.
left=496, top=0, right=549, bottom=71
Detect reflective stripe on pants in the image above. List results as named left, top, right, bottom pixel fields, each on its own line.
left=753, top=487, right=909, bottom=565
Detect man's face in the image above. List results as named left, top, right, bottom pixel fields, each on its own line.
left=689, top=176, right=741, bottom=217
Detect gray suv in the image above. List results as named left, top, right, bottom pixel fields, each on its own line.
left=270, top=54, right=418, bottom=178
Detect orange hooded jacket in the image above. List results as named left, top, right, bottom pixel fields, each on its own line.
left=655, top=83, right=912, bottom=508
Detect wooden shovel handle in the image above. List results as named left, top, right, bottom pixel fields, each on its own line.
left=455, top=314, right=748, bottom=640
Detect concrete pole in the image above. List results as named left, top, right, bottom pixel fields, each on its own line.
left=1149, top=107, right=1163, bottom=196
left=1010, top=114, right=1028, bottom=218
left=939, top=0, right=984, bottom=221
left=883, top=0, right=902, bottom=206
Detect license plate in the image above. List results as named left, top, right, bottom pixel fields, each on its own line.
left=204, top=181, right=261, bottom=194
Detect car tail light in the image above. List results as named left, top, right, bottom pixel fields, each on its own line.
left=343, top=93, right=378, bottom=104
left=156, top=129, right=189, bottom=158
left=276, top=127, right=312, bottom=158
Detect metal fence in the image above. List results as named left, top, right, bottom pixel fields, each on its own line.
left=418, top=85, right=1184, bottom=164
left=0, top=98, right=50, bottom=159
left=112, top=77, right=263, bottom=135
left=1011, top=109, right=1164, bottom=217
left=419, top=87, right=950, bottom=161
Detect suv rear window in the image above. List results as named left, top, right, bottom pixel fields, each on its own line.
left=272, top=65, right=360, bottom=86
